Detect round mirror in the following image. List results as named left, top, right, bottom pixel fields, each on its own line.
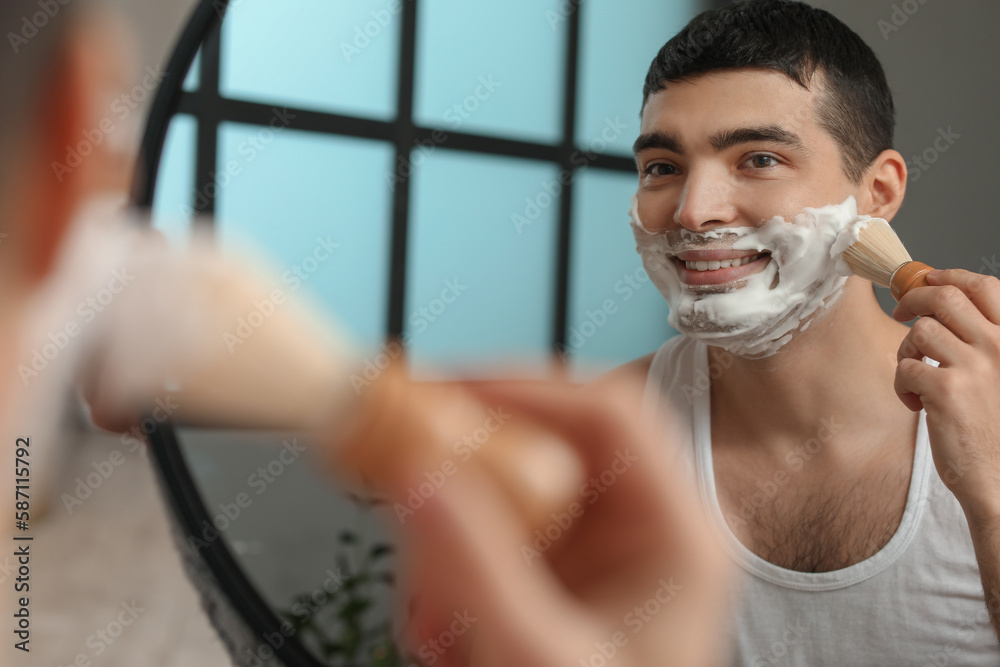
left=132, top=0, right=694, bottom=664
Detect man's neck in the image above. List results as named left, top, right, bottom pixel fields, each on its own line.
left=708, top=279, right=914, bottom=459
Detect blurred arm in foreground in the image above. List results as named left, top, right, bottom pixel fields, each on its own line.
left=0, top=1, right=735, bottom=663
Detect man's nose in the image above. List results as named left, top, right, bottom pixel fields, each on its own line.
left=673, top=167, right=736, bottom=232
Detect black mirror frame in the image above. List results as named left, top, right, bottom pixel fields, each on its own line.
left=129, top=1, right=328, bottom=665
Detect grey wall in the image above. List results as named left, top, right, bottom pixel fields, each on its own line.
left=103, top=0, right=200, bottom=83
left=808, top=0, right=1000, bottom=295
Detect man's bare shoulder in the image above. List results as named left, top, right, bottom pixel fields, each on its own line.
left=579, top=352, right=655, bottom=396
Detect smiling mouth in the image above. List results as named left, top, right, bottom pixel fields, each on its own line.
left=680, top=252, right=768, bottom=271
left=671, top=251, right=772, bottom=286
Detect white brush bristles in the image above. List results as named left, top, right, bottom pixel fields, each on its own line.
left=843, top=218, right=912, bottom=288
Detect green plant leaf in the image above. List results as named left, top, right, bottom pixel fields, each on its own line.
left=369, top=544, right=394, bottom=560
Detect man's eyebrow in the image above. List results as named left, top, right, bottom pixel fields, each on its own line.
left=632, top=125, right=808, bottom=157
left=709, top=125, right=808, bottom=153
left=632, top=131, right=685, bottom=156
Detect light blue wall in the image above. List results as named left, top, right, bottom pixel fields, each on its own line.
left=567, top=169, right=673, bottom=374
left=405, top=150, right=560, bottom=372
left=577, top=1, right=697, bottom=155
left=413, top=0, right=566, bottom=143
left=214, top=124, right=395, bottom=344
left=152, top=114, right=197, bottom=245
left=220, top=0, right=400, bottom=119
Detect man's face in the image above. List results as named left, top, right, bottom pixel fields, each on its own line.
left=633, top=68, right=862, bottom=289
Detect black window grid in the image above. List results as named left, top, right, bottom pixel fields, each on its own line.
left=134, top=0, right=714, bottom=353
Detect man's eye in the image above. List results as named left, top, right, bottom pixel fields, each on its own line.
left=745, top=154, right=779, bottom=169
left=644, top=163, right=677, bottom=176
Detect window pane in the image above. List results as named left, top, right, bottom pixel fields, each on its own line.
left=220, top=0, right=399, bottom=119
left=151, top=114, right=197, bottom=246
left=215, top=124, right=395, bottom=344
left=414, top=0, right=566, bottom=143
left=567, top=169, right=675, bottom=379
left=183, top=49, right=200, bottom=92
left=406, top=150, right=560, bottom=372
left=576, top=0, right=700, bottom=155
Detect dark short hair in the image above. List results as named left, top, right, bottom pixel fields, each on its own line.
left=642, top=0, right=895, bottom=183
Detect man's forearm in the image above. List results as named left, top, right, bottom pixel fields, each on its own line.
left=967, top=516, right=1000, bottom=644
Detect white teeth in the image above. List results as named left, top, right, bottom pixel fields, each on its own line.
left=683, top=253, right=763, bottom=271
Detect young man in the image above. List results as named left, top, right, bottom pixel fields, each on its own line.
left=611, top=0, right=1000, bottom=663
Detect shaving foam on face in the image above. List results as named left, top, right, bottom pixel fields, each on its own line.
left=831, top=217, right=874, bottom=277
left=630, top=194, right=869, bottom=358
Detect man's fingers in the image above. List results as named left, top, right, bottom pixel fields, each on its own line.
left=402, top=460, right=595, bottom=664
left=459, top=374, right=654, bottom=470
left=926, top=269, right=1000, bottom=325
left=893, top=358, right=941, bottom=412
left=894, top=284, right=993, bottom=346
left=896, top=315, right=968, bottom=368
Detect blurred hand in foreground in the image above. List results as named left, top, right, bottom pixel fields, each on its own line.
left=388, top=371, right=734, bottom=667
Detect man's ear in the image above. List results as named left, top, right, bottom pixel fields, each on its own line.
left=859, top=149, right=907, bottom=222
left=13, top=17, right=132, bottom=287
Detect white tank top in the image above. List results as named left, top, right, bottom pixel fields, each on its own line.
left=642, top=335, right=1000, bottom=666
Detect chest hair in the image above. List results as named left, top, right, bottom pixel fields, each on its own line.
left=716, top=462, right=911, bottom=572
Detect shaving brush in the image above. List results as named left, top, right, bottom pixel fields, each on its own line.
left=326, top=359, right=585, bottom=530
left=841, top=218, right=935, bottom=301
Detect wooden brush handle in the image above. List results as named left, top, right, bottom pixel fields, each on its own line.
left=890, top=261, right=935, bottom=301
left=327, top=359, right=585, bottom=532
